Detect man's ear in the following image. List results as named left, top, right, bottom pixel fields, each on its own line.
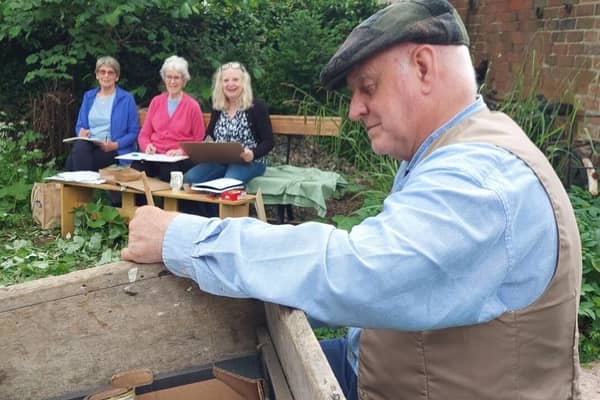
left=412, top=45, right=436, bottom=94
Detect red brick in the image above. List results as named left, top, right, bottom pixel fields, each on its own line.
left=552, top=31, right=567, bottom=43
left=583, top=30, right=599, bottom=42
left=574, top=55, right=593, bottom=69
left=583, top=97, right=600, bottom=111
left=575, top=71, right=597, bottom=91
left=566, top=30, right=584, bottom=42
left=559, top=18, right=577, bottom=30
left=552, top=42, right=569, bottom=55
left=545, top=7, right=560, bottom=19
left=545, top=19, right=560, bottom=30
left=589, top=83, right=600, bottom=98
left=557, top=55, right=575, bottom=67
left=568, top=43, right=585, bottom=55
left=586, top=44, right=600, bottom=55
left=509, top=0, right=528, bottom=11
left=575, top=4, right=595, bottom=17
left=576, top=17, right=595, bottom=29
left=510, top=32, right=526, bottom=45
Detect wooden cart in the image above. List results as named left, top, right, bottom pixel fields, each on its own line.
left=0, top=261, right=344, bottom=400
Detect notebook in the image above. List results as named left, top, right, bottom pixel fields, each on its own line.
left=115, top=152, right=189, bottom=163
left=63, top=136, right=105, bottom=144
left=190, top=178, right=245, bottom=194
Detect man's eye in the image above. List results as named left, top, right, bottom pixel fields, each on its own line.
left=362, top=84, right=375, bottom=95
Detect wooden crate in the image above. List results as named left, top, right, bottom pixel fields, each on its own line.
left=0, top=261, right=344, bottom=400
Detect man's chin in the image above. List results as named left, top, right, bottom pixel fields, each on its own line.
left=370, top=142, right=387, bottom=156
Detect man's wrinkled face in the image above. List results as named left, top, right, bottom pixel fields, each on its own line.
left=346, top=46, right=422, bottom=161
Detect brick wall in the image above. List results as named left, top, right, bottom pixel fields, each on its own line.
left=450, top=0, right=600, bottom=140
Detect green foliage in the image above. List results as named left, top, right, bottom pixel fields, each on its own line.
left=314, top=326, right=347, bottom=340
left=0, top=112, right=57, bottom=224
left=569, top=186, right=600, bottom=362
left=0, top=202, right=128, bottom=287
left=490, top=53, right=578, bottom=185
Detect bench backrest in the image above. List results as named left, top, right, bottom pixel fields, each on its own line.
left=202, top=113, right=341, bottom=137
left=139, top=109, right=341, bottom=137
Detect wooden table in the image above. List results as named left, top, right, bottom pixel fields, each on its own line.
left=55, top=180, right=256, bottom=237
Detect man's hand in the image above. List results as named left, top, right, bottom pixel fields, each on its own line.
left=121, top=206, right=179, bottom=263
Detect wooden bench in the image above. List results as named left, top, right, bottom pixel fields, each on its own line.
left=54, top=179, right=262, bottom=238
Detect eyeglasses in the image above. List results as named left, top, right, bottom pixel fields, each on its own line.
left=97, top=69, right=116, bottom=76
left=165, top=74, right=183, bottom=82
left=220, top=62, right=245, bottom=72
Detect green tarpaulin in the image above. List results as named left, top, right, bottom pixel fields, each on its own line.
left=247, top=165, right=347, bottom=217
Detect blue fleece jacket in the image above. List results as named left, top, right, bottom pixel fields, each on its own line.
left=75, top=85, right=139, bottom=164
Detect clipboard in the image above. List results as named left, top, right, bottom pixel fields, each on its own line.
left=180, top=142, right=244, bottom=164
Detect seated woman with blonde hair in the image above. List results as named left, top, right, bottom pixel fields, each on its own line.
left=184, top=61, right=273, bottom=187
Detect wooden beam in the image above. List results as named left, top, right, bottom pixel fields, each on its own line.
left=264, top=303, right=345, bottom=400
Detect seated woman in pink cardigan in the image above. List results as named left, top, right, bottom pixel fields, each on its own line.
left=134, top=55, right=205, bottom=182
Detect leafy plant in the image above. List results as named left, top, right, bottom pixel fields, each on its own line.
left=0, top=202, right=128, bottom=287
left=0, top=112, right=57, bottom=224
left=488, top=53, right=579, bottom=185
left=569, top=185, right=600, bottom=362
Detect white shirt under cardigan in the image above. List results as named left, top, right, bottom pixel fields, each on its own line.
left=162, top=97, right=557, bottom=373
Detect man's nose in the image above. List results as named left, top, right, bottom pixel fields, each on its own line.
left=348, top=95, right=367, bottom=121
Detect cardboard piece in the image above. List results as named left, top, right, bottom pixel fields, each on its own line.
left=30, top=181, right=62, bottom=229
left=99, top=168, right=171, bottom=192
left=180, top=142, right=244, bottom=164
left=87, top=367, right=264, bottom=400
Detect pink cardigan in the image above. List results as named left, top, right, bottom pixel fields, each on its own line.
left=138, top=92, right=205, bottom=154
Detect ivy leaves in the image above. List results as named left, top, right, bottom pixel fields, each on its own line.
left=1, top=202, right=128, bottom=287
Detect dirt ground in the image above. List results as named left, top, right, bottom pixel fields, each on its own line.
left=582, top=361, right=600, bottom=399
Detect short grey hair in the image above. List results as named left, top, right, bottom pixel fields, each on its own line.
left=160, top=55, right=190, bottom=83
left=95, top=56, right=120, bottom=78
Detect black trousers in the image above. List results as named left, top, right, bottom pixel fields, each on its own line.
left=65, top=140, right=116, bottom=171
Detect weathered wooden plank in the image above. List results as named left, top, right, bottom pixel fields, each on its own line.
left=202, top=113, right=342, bottom=137
left=0, top=261, right=265, bottom=400
left=257, top=327, right=294, bottom=400
left=265, top=302, right=345, bottom=400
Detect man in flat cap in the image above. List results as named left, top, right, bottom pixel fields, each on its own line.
left=123, top=1, right=581, bottom=399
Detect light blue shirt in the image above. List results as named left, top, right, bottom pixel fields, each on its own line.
left=88, top=93, right=115, bottom=141
left=163, top=98, right=557, bottom=374
left=168, top=98, right=180, bottom=117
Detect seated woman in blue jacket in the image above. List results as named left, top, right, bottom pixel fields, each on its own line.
left=66, top=56, right=139, bottom=171
left=184, top=61, right=273, bottom=186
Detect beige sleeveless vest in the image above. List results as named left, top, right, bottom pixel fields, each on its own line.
left=357, top=108, right=582, bottom=400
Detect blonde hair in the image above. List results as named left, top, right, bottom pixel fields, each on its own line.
left=211, top=62, right=254, bottom=111
left=95, top=56, right=120, bottom=78
left=160, top=55, right=190, bottom=83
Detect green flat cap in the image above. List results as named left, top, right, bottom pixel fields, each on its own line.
left=320, top=0, right=469, bottom=90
